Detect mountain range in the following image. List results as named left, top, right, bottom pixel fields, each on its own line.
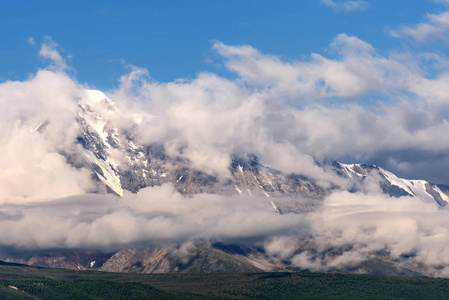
left=4, top=90, right=449, bottom=276
left=73, top=90, right=449, bottom=208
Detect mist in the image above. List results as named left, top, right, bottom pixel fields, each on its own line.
left=0, top=184, right=308, bottom=250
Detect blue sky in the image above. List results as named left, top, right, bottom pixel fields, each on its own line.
left=0, top=0, right=446, bottom=90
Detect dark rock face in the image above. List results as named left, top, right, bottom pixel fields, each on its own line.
left=230, top=155, right=325, bottom=199
left=0, top=242, right=429, bottom=277
left=100, top=244, right=266, bottom=274
left=1, top=244, right=276, bottom=273
left=0, top=252, right=113, bottom=271
left=380, top=182, right=411, bottom=198
left=427, top=183, right=449, bottom=207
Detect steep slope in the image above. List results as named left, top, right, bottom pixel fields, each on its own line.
left=99, top=244, right=276, bottom=273
left=333, top=162, right=449, bottom=206
left=0, top=252, right=113, bottom=271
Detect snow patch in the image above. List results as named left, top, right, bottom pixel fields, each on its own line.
left=85, top=90, right=108, bottom=103
left=434, top=185, right=449, bottom=203
left=81, top=149, right=124, bottom=197
left=379, top=168, right=438, bottom=203
left=235, top=185, right=243, bottom=194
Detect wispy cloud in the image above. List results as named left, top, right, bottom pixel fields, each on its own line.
left=27, top=37, right=35, bottom=46
left=320, top=0, right=368, bottom=12
left=38, top=36, right=69, bottom=71
left=391, top=7, right=449, bottom=42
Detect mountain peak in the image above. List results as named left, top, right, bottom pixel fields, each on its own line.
left=84, top=89, right=109, bottom=103
left=71, top=91, right=449, bottom=210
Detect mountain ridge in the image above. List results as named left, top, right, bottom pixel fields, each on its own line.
left=72, top=90, right=449, bottom=209
left=9, top=89, right=448, bottom=276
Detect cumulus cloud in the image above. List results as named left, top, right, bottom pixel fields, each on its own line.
left=211, top=34, right=449, bottom=108
left=320, top=0, right=368, bottom=12
left=4, top=35, right=449, bottom=186
left=211, top=35, right=390, bottom=100
left=0, top=70, right=96, bottom=203
left=103, top=35, right=449, bottom=183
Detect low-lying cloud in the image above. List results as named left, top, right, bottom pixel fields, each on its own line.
left=0, top=184, right=308, bottom=250
left=2, top=180, right=449, bottom=277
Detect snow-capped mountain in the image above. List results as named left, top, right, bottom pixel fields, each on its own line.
left=74, top=90, right=449, bottom=209
left=333, top=162, right=449, bottom=206
left=75, top=90, right=326, bottom=206
left=6, top=89, right=449, bottom=276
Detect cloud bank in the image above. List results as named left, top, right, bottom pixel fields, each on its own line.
left=109, top=34, right=449, bottom=184
left=292, top=188, right=449, bottom=273
left=0, top=185, right=308, bottom=250
left=2, top=26, right=449, bottom=275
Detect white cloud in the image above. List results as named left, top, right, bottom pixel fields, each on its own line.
left=290, top=186, right=449, bottom=273
left=212, top=35, right=385, bottom=100
left=320, top=0, right=368, bottom=12
left=212, top=34, right=433, bottom=102
left=38, top=36, right=68, bottom=71
left=5, top=35, right=449, bottom=192
left=391, top=8, right=449, bottom=42
left=0, top=70, right=96, bottom=204
left=2, top=178, right=449, bottom=277
left=0, top=184, right=309, bottom=250
left=27, top=37, right=35, bottom=46
left=104, top=36, right=449, bottom=184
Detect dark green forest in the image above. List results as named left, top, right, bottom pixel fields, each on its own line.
left=0, top=261, right=448, bottom=299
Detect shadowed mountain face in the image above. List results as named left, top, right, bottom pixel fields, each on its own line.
left=1, top=242, right=275, bottom=274
left=0, top=241, right=430, bottom=277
